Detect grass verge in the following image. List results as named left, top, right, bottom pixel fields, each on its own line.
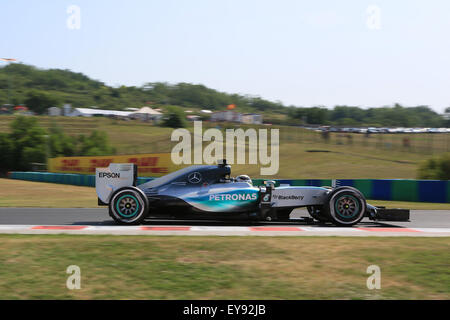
left=0, top=178, right=97, bottom=208
left=0, top=235, right=448, bottom=299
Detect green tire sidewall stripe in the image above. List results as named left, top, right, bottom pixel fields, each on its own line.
left=115, top=194, right=140, bottom=218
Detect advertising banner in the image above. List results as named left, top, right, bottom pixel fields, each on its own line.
left=48, top=153, right=175, bottom=177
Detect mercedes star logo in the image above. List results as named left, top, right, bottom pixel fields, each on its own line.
left=188, top=172, right=202, bottom=184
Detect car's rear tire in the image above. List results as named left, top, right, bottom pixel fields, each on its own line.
left=307, top=206, right=329, bottom=223
left=109, top=187, right=149, bottom=225
left=324, top=187, right=366, bottom=227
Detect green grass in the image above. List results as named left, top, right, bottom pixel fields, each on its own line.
left=1, top=115, right=449, bottom=179
left=0, top=235, right=448, bottom=299
left=2, top=178, right=449, bottom=209
left=0, top=179, right=97, bottom=208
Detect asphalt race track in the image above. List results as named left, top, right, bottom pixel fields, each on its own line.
left=0, top=208, right=449, bottom=237
left=1, top=208, right=450, bottom=227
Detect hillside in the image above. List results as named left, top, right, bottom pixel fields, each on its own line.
left=0, top=63, right=287, bottom=116
left=1, top=116, right=448, bottom=179
left=0, top=63, right=447, bottom=127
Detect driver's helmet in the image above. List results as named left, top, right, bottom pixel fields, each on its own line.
left=235, top=175, right=252, bottom=185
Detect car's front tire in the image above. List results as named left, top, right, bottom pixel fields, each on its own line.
left=109, top=187, right=149, bottom=225
left=324, top=187, right=366, bottom=227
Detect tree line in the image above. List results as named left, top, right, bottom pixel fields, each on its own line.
left=0, top=116, right=115, bottom=174
left=0, top=63, right=448, bottom=127
left=287, top=104, right=448, bottom=127
left=418, top=153, right=450, bottom=180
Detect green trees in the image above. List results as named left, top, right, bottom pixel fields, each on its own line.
left=0, top=117, right=116, bottom=173
left=77, top=130, right=116, bottom=156
left=48, top=123, right=76, bottom=157
left=0, top=133, right=13, bottom=173
left=0, top=63, right=448, bottom=126
left=288, top=105, right=445, bottom=127
left=24, top=90, right=61, bottom=114
left=289, top=107, right=328, bottom=124
left=7, top=116, right=47, bottom=171
left=162, top=106, right=187, bottom=128
left=48, top=122, right=115, bottom=157
left=418, top=153, right=450, bottom=180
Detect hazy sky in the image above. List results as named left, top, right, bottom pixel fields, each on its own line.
left=1, top=0, right=450, bottom=112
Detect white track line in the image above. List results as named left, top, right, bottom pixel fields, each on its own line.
left=0, top=225, right=449, bottom=236
left=301, top=227, right=366, bottom=232
left=190, top=226, right=251, bottom=232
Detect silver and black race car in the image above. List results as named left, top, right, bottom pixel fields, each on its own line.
left=96, top=160, right=409, bottom=226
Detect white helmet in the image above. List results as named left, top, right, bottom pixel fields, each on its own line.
left=235, top=175, right=252, bottom=185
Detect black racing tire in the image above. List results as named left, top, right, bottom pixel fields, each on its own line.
left=109, top=187, right=149, bottom=225
left=324, top=188, right=366, bottom=227
left=333, top=186, right=365, bottom=199
left=307, top=206, right=329, bottom=223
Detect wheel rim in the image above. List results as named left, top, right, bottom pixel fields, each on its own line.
left=116, top=195, right=140, bottom=218
left=334, top=195, right=360, bottom=219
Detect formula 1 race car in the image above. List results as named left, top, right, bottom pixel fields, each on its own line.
left=96, top=161, right=410, bottom=226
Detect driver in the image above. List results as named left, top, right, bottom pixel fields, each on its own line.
left=235, top=175, right=252, bottom=185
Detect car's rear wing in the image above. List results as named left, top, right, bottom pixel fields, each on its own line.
left=96, top=163, right=137, bottom=205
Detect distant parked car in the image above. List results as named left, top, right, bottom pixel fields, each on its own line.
left=0, top=104, right=13, bottom=114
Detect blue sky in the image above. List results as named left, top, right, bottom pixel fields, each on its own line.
left=1, top=0, right=449, bottom=112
